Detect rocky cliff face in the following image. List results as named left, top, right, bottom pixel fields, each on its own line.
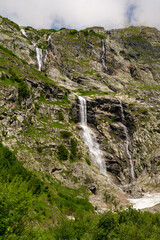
left=1, top=15, right=160, bottom=210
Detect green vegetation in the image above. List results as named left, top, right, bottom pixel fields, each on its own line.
left=119, top=26, right=141, bottom=35
left=51, top=121, right=66, bottom=129
left=0, top=142, right=94, bottom=239
left=57, top=144, right=69, bottom=161
left=1, top=68, right=30, bottom=105
left=86, top=157, right=91, bottom=165
left=57, top=111, right=64, bottom=121
left=93, top=208, right=160, bottom=240
left=0, top=45, right=17, bottom=57
left=18, top=79, right=30, bottom=104
left=60, top=131, right=72, bottom=139
left=38, top=28, right=57, bottom=36
left=81, top=29, right=106, bottom=39
left=0, top=43, right=59, bottom=88
left=89, top=29, right=106, bottom=39
left=70, top=29, right=78, bottom=35
left=38, top=93, right=70, bottom=106
left=37, top=42, right=48, bottom=49
left=0, top=45, right=27, bottom=65
left=70, top=138, right=78, bottom=162
left=1, top=16, right=160, bottom=240
left=2, top=16, right=20, bottom=31
left=7, top=69, right=30, bottom=104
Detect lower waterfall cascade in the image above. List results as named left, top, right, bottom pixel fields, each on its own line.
left=78, top=96, right=107, bottom=176
left=118, top=98, right=135, bottom=181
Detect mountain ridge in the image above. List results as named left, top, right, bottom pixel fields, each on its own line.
left=1, top=15, right=160, bottom=213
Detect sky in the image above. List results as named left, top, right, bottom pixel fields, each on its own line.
left=0, top=0, right=160, bottom=30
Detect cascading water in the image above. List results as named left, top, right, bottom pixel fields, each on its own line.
left=47, top=34, right=52, bottom=41
left=78, top=96, right=107, bottom=176
left=21, top=28, right=43, bottom=71
left=118, top=99, right=135, bottom=181
left=35, top=47, right=43, bottom=71
left=101, top=39, right=108, bottom=73
left=20, top=29, right=27, bottom=37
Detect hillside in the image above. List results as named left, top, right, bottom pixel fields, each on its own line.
left=1, top=15, right=160, bottom=238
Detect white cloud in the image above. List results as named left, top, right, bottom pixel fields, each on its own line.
left=0, top=0, right=160, bottom=30
left=130, top=0, right=160, bottom=29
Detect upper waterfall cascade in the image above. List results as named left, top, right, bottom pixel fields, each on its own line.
left=118, top=99, right=135, bottom=180
left=20, top=29, right=27, bottom=37
left=78, top=96, right=107, bottom=176
left=21, top=28, right=43, bottom=71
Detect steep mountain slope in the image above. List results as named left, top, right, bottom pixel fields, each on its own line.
left=1, top=15, right=160, bottom=215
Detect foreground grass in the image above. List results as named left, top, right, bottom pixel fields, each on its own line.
left=1, top=142, right=160, bottom=239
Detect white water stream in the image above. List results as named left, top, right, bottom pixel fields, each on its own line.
left=47, top=34, right=52, bottom=41
left=35, top=47, right=43, bottom=71
left=129, top=193, right=160, bottom=209
left=78, top=96, right=107, bottom=175
left=118, top=99, right=135, bottom=180
left=20, top=29, right=27, bottom=37
left=21, top=28, right=43, bottom=71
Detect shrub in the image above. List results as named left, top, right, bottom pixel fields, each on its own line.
left=83, top=30, right=89, bottom=37
left=1, top=72, right=6, bottom=81
left=93, top=208, right=160, bottom=240
left=57, top=145, right=69, bottom=161
left=70, top=29, right=78, bottom=35
left=18, top=80, right=30, bottom=104
left=35, top=35, right=40, bottom=41
left=58, top=111, right=64, bottom=121
left=29, top=50, right=35, bottom=57
left=86, top=158, right=91, bottom=165
left=60, top=131, right=72, bottom=139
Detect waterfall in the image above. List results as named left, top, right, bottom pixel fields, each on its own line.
left=21, top=28, right=43, bottom=71
left=21, top=29, right=27, bottom=37
left=47, top=34, right=52, bottom=41
left=78, top=96, right=107, bottom=176
left=101, top=39, right=108, bottom=72
left=35, top=47, right=43, bottom=71
left=118, top=99, right=135, bottom=180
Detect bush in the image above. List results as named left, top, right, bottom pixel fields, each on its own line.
left=86, top=158, right=91, bottom=165
left=58, top=111, right=64, bottom=121
left=0, top=142, right=95, bottom=239
left=1, top=72, right=6, bottom=81
left=60, top=131, right=72, bottom=139
left=70, top=30, right=78, bottom=35
left=57, top=145, right=69, bottom=161
left=83, top=30, right=89, bottom=37
left=93, top=208, right=160, bottom=240
left=18, top=80, right=30, bottom=104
